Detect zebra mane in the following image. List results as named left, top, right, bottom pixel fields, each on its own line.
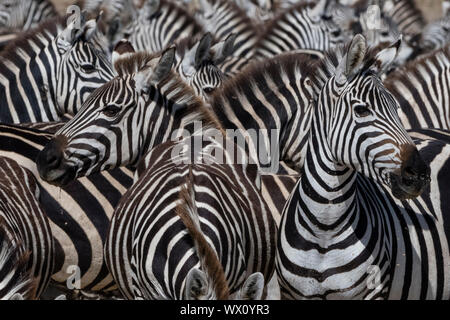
left=384, top=43, right=450, bottom=90
left=211, top=51, right=324, bottom=109
left=175, top=167, right=230, bottom=300
left=0, top=16, right=66, bottom=62
left=0, top=216, right=36, bottom=300
left=114, top=51, right=225, bottom=132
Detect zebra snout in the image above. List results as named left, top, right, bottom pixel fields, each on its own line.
left=36, top=136, right=71, bottom=185
left=401, top=148, right=431, bottom=184
left=391, top=145, right=431, bottom=200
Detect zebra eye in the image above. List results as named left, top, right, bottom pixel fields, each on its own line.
left=331, top=30, right=341, bottom=37
left=102, top=105, right=121, bottom=117
left=80, top=64, right=96, bottom=73
left=203, top=87, right=215, bottom=94
left=354, top=104, right=371, bottom=118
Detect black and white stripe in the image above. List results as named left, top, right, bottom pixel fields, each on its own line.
left=0, top=0, right=57, bottom=32
left=105, top=136, right=275, bottom=299
left=0, top=15, right=114, bottom=123
left=0, top=123, right=134, bottom=293
left=276, top=35, right=449, bottom=299
left=384, top=44, right=450, bottom=130
left=0, top=156, right=54, bottom=300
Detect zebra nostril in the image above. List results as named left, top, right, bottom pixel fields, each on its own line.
left=403, top=166, right=416, bottom=178
left=46, top=151, right=61, bottom=169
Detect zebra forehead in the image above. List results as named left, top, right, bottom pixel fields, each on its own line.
left=113, top=51, right=160, bottom=77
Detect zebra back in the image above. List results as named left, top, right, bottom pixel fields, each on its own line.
left=0, top=156, right=54, bottom=299
left=384, top=44, right=450, bottom=130
left=106, top=135, right=276, bottom=299
left=0, top=0, right=57, bottom=32
left=0, top=124, right=134, bottom=292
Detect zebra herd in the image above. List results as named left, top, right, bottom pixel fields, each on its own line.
left=0, top=0, right=448, bottom=300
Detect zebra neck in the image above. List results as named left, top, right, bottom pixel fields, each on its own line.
left=299, top=108, right=358, bottom=234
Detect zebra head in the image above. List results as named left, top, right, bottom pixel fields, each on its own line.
left=54, top=13, right=115, bottom=115
left=178, top=33, right=235, bottom=100
left=37, top=47, right=211, bottom=185
left=316, top=34, right=430, bottom=200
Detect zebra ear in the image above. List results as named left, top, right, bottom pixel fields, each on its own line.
left=135, top=47, right=175, bottom=94
left=182, top=33, right=213, bottom=76
left=336, top=33, right=367, bottom=83
left=308, top=0, right=327, bottom=20
left=371, top=36, right=402, bottom=75
left=185, top=268, right=209, bottom=300
left=150, top=47, right=175, bottom=85
left=211, top=33, right=237, bottom=65
left=139, top=0, right=160, bottom=21
left=57, top=12, right=87, bottom=51
left=239, top=273, right=264, bottom=300
left=195, top=33, right=213, bottom=69
left=112, top=39, right=136, bottom=74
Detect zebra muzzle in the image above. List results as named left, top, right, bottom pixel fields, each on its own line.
left=36, top=136, right=76, bottom=186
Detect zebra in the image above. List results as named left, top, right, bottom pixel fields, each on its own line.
left=381, top=0, right=425, bottom=37
left=195, top=0, right=260, bottom=60
left=384, top=44, right=450, bottom=130
left=120, top=0, right=204, bottom=54
left=276, top=34, right=449, bottom=299
left=0, top=123, right=134, bottom=293
left=0, top=0, right=57, bottom=32
left=105, top=136, right=276, bottom=299
left=173, top=33, right=236, bottom=100
left=0, top=14, right=114, bottom=123
left=0, top=156, right=54, bottom=300
left=76, top=0, right=138, bottom=46
left=253, top=0, right=346, bottom=59
left=34, top=47, right=277, bottom=299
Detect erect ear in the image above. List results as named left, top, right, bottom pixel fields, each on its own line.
left=112, top=39, right=136, bottom=73
left=308, top=0, right=327, bottom=21
left=57, top=11, right=87, bottom=52
left=185, top=268, right=209, bottom=300
left=370, top=36, right=402, bottom=75
left=194, top=33, right=213, bottom=68
left=336, top=33, right=367, bottom=83
left=139, top=0, right=160, bottom=21
left=239, top=272, right=264, bottom=300
left=182, top=33, right=213, bottom=76
left=211, top=33, right=237, bottom=65
left=134, top=47, right=175, bottom=95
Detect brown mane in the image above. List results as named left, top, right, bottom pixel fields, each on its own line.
left=175, top=167, right=230, bottom=300
left=113, top=51, right=224, bottom=133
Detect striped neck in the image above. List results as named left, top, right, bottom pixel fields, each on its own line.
left=299, top=93, right=357, bottom=233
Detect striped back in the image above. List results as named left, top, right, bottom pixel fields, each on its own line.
left=254, top=1, right=345, bottom=59
left=195, top=0, right=259, bottom=59
left=106, top=135, right=276, bottom=299
left=122, top=0, right=204, bottom=54
left=384, top=44, right=450, bottom=130
left=0, top=124, right=134, bottom=292
left=0, top=16, right=114, bottom=123
left=0, top=0, right=57, bottom=31
left=0, top=156, right=54, bottom=299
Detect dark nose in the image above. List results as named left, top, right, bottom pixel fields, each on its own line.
left=36, top=137, right=66, bottom=180
left=402, top=148, right=431, bottom=183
